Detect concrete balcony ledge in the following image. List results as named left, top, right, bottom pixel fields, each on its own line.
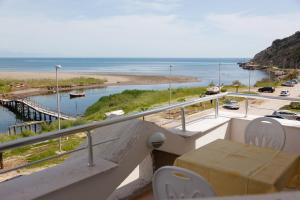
left=0, top=155, right=117, bottom=200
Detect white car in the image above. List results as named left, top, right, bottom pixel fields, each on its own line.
left=279, top=90, right=290, bottom=96
left=272, top=110, right=300, bottom=121
left=223, top=100, right=239, bottom=110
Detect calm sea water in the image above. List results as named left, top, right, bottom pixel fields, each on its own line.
left=0, top=58, right=267, bottom=133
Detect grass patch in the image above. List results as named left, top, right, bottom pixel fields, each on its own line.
left=254, top=78, right=282, bottom=87
left=0, top=118, right=88, bottom=171
left=85, top=87, right=208, bottom=120
left=85, top=87, right=245, bottom=120
left=40, top=118, right=89, bottom=132
left=25, top=77, right=106, bottom=88
left=280, top=102, right=300, bottom=113
left=0, top=77, right=106, bottom=94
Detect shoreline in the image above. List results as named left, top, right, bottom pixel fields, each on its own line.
left=0, top=71, right=199, bottom=98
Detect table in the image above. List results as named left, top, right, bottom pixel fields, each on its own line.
left=174, top=139, right=300, bottom=196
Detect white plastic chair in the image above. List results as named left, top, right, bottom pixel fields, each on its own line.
left=152, top=166, right=215, bottom=200
left=245, top=117, right=286, bottom=150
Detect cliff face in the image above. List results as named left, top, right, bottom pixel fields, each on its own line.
left=252, top=31, right=300, bottom=69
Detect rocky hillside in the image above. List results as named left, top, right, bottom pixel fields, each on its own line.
left=252, top=31, right=300, bottom=69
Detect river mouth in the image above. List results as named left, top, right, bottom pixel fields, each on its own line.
left=0, top=74, right=267, bottom=134
left=0, top=57, right=268, bottom=133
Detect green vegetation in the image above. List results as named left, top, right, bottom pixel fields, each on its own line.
left=0, top=77, right=106, bottom=94
left=254, top=78, right=282, bottom=87
left=0, top=80, right=13, bottom=93
left=40, top=118, right=89, bottom=132
left=0, top=118, right=88, bottom=170
left=281, top=102, right=300, bottom=112
left=85, top=87, right=208, bottom=120
left=25, top=77, right=106, bottom=88
left=85, top=87, right=244, bottom=120
left=4, top=134, right=83, bottom=169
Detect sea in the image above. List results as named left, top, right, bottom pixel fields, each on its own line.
left=0, top=58, right=267, bottom=133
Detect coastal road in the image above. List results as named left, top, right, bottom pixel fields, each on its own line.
left=222, top=83, right=300, bottom=116
left=147, top=83, right=300, bottom=129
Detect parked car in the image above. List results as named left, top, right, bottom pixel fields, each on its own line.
left=281, top=81, right=295, bottom=87
left=223, top=100, right=239, bottom=110
left=291, top=79, right=298, bottom=84
left=272, top=110, right=300, bottom=121
left=279, top=90, right=290, bottom=96
left=265, top=115, right=285, bottom=119
left=258, top=87, right=275, bottom=93
left=206, top=86, right=220, bottom=95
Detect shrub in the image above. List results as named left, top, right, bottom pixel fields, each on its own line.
left=21, top=130, right=35, bottom=137
left=221, top=88, right=227, bottom=92
left=177, top=98, right=186, bottom=102
left=289, top=102, right=300, bottom=110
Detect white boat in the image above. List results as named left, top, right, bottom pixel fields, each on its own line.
left=69, top=92, right=85, bottom=98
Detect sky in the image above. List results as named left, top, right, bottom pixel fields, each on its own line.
left=0, top=0, right=299, bottom=58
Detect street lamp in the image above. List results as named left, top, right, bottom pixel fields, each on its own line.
left=55, top=65, right=62, bottom=152
left=248, top=69, right=251, bottom=92
left=168, top=65, right=173, bottom=119
left=169, top=65, right=173, bottom=106
left=218, top=63, right=221, bottom=91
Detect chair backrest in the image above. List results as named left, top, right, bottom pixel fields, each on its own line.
left=245, top=117, right=286, bottom=150
left=152, top=166, right=215, bottom=200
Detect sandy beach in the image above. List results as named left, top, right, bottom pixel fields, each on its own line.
left=0, top=71, right=198, bottom=98
left=0, top=71, right=198, bottom=85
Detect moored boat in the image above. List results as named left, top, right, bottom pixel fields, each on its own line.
left=69, top=92, right=85, bottom=98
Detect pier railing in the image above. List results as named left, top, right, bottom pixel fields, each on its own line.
left=0, top=97, right=74, bottom=120
left=0, top=92, right=300, bottom=174
left=21, top=98, right=73, bottom=118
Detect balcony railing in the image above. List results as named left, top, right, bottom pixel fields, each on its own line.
left=0, top=92, right=299, bottom=174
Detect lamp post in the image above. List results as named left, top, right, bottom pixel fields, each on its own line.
left=55, top=65, right=62, bottom=152
left=218, top=63, right=221, bottom=91
left=248, top=69, right=251, bottom=92
left=169, top=65, right=173, bottom=106
left=168, top=65, right=173, bottom=119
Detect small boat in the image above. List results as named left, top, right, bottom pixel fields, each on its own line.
left=69, top=92, right=85, bottom=98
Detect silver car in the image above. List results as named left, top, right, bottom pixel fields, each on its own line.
left=223, top=100, right=239, bottom=110
left=272, top=110, right=300, bottom=121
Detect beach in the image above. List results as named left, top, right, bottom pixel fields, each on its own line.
left=0, top=71, right=198, bottom=85
left=0, top=71, right=198, bottom=98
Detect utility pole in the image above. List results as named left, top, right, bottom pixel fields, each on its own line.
left=169, top=65, right=173, bottom=106
left=248, top=70, right=251, bottom=92
left=168, top=65, right=173, bottom=119
left=55, top=65, right=62, bottom=153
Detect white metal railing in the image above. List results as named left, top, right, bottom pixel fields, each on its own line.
left=0, top=92, right=299, bottom=174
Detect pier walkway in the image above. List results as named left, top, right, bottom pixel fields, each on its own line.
left=0, top=98, right=74, bottom=122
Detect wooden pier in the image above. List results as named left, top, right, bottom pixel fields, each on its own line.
left=0, top=98, right=74, bottom=122
left=8, top=121, right=45, bottom=135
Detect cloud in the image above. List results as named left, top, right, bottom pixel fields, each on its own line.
left=0, top=14, right=205, bottom=57
left=121, top=0, right=182, bottom=13
left=0, top=5, right=299, bottom=58
left=206, top=12, right=300, bottom=40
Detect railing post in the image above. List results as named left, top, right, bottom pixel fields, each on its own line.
left=181, top=107, right=186, bottom=132
left=86, top=130, right=94, bottom=167
left=245, top=98, right=249, bottom=117
left=215, top=98, right=219, bottom=118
